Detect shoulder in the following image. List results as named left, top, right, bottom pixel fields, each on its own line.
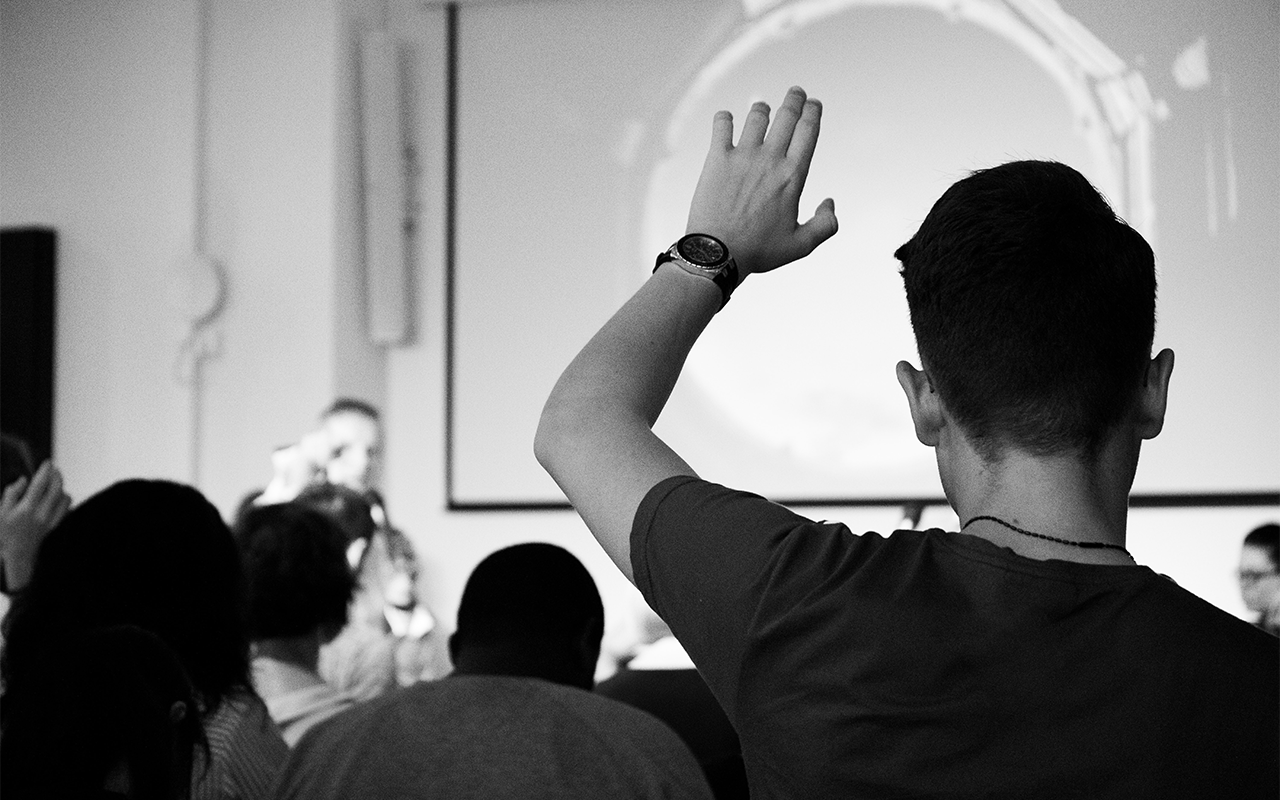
left=275, top=678, right=712, bottom=800
left=194, top=691, right=288, bottom=800
left=632, top=474, right=914, bottom=592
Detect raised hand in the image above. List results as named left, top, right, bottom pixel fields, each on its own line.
left=685, top=85, right=838, bottom=278
left=0, top=460, right=72, bottom=592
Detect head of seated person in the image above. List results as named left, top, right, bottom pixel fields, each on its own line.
left=234, top=502, right=356, bottom=667
left=1, top=479, right=251, bottom=719
left=1240, top=522, right=1280, bottom=631
left=449, top=542, right=604, bottom=691
left=294, top=482, right=377, bottom=570
left=893, top=160, right=1166, bottom=488
left=1, top=624, right=204, bottom=800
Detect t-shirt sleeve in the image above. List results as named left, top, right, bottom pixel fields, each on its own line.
left=630, top=476, right=854, bottom=718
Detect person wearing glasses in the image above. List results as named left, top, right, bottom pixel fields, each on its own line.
left=1239, top=522, right=1280, bottom=636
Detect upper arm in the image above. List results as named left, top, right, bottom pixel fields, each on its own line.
left=534, top=400, right=694, bottom=582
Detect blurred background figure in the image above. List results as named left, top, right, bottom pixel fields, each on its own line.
left=272, top=543, right=712, bottom=800
left=1239, top=522, right=1280, bottom=636
left=295, top=483, right=448, bottom=698
left=1, top=479, right=288, bottom=799
left=2, top=625, right=205, bottom=800
left=597, top=608, right=748, bottom=800
left=235, top=503, right=358, bottom=746
left=316, top=399, right=382, bottom=495
left=243, top=399, right=446, bottom=695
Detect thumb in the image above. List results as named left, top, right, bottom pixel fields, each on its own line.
left=1, top=476, right=28, bottom=509
left=796, top=197, right=838, bottom=254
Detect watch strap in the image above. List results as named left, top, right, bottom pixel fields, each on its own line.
left=653, top=243, right=739, bottom=309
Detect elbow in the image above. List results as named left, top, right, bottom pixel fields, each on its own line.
left=533, top=400, right=572, bottom=476
left=535, top=395, right=612, bottom=481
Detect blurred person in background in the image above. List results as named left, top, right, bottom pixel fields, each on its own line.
left=245, top=399, right=447, bottom=695
left=235, top=503, right=358, bottom=745
left=597, top=607, right=747, bottom=800
left=1239, top=522, right=1280, bottom=636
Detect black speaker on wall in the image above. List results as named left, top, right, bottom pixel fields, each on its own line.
left=1, top=227, right=57, bottom=465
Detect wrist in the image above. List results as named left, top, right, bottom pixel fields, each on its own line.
left=654, top=233, right=741, bottom=308
left=652, top=259, right=726, bottom=310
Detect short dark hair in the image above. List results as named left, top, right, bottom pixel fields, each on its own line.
left=294, top=482, right=376, bottom=546
left=234, top=503, right=355, bottom=640
left=1, top=480, right=251, bottom=717
left=322, top=397, right=380, bottom=421
left=1244, top=523, right=1280, bottom=568
left=454, top=543, right=603, bottom=656
left=896, top=160, right=1156, bottom=461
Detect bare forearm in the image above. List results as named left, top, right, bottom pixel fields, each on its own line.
left=535, top=265, right=720, bottom=575
left=542, top=264, right=719, bottom=430
left=535, top=87, right=837, bottom=580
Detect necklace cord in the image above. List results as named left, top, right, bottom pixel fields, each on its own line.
left=962, top=515, right=1135, bottom=562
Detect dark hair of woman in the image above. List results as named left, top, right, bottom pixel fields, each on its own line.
left=1, top=625, right=206, bottom=800
left=1, top=479, right=252, bottom=718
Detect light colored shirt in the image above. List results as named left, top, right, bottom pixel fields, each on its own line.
left=252, top=656, right=357, bottom=747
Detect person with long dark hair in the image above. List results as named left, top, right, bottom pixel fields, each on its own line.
left=1, top=479, right=288, bottom=799
left=2, top=625, right=205, bottom=799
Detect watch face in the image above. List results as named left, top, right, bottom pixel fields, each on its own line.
left=677, top=234, right=727, bottom=268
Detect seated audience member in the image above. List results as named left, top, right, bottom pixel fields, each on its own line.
left=1, top=479, right=288, bottom=799
left=294, top=483, right=448, bottom=699
left=1239, top=522, right=1280, bottom=636
left=235, top=503, right=358, bottom=745
left=271, top=543, right=712, bottom=800
left=535, top=87, right=1279, bottom=797
left=315, top=400, right=444, bottom=681
left=597, top=610, right=747, bottom=800
left=244, top=399, right=446, bottom=693
left=2, top=625, right=205, bottom=800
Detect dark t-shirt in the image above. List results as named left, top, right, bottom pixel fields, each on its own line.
left=597, top=668, right=748, bottom=800
left=632, top=476, right=1280, bottom=800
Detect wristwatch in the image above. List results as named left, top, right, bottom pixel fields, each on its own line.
left=653, top=233, right=740, bottom=309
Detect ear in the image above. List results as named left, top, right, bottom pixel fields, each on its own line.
left=896, top=361, right=944, bottom=447
left=1135, top=348, right=1175, bottom=440
left=447, top=631, right=461, bottom=666
left=577, top=623, right=602, bottom=683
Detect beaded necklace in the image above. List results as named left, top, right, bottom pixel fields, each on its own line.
left=962, top=515, right=1135, bottom=563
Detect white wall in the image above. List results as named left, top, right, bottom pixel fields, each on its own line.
left=1, top=0, right=201, bottom=488
left=0, top=0, right=652, bottom=643
left=1, top=0, right=1271, bottom=648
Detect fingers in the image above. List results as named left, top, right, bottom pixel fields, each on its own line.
left=796, top=197, right=839, bottom=252
left=1, top=476, right=28, bottom=511
left=8, top=462, right=69, bottom=526
left=787, top=97, right=823, bottom=180
left=21, top=461, right=55, bottom=511
left=46, top=490, right=72, bottom=529
left=737, top=100, right=771, bottom=148
left=763, top=86, right=807, bottom=154
left=33, top=466, right=67, bottom=522
left=709, top=109, right=734, bottom=152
